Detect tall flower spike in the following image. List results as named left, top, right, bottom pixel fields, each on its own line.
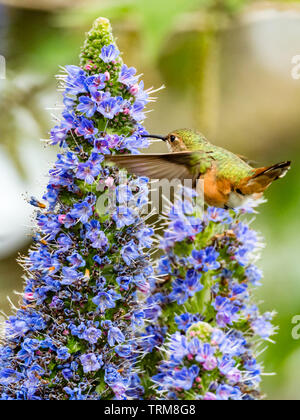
left=0, top=18, right=154, bottom=400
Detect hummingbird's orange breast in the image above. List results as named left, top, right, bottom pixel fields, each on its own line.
left=199, top=166, right=232, bottom=208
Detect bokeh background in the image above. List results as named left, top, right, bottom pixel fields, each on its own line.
left=0, top=0, right=299, bottom=400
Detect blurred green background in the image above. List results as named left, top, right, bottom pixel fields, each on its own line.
left=0, top=0, right=300, bottom=400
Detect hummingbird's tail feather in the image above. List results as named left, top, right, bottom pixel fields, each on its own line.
left=237, top=161, right=291, bottom=195
left=253, top=161, right=291, bottom=180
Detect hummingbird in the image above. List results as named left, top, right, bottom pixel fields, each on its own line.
left=106, top=129, right=291, bottom=209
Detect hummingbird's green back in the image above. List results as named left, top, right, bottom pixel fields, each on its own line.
left=174, top=128, right=254, bottom=184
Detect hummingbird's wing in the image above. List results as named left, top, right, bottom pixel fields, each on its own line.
left=106, top=152, right=212, bottom=182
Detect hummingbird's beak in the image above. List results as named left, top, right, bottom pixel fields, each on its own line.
left=141, top=134, right=167, bottom=142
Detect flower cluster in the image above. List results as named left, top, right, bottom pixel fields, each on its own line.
left=152, top=322, right=262, bottom=400
left=0, top=17, right=155, bottom=400
left=141, top=198, right=275, bottom=400
left=0, top=17, right=275, bottom=401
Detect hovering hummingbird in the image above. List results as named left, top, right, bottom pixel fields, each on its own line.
left=106, top=129, right=291, bottom=209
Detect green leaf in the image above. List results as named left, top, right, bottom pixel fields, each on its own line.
left=67, top=337, right=83, bottom=354
left=96, top=380, right=107, bottom=395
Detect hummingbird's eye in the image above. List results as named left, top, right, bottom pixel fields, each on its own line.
left=170, top=135, right=176, bottom=143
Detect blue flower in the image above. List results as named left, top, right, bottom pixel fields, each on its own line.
left=100, top=44, right=120, bottom=63
left=104, top=365, right=123, bottom=387
left=116, top=276, right=132, bottom=291
left=85, top=219, right=101, bottom=239
left=8, top=319, right=29, bottom=338
left=214, top=296, right=240, bottom=328
left=62, top=369, right=73, bottom=380
left=153, top=365, right=200, bottom=391
left=93, top=138, right=110, bottom=154
left=0, top=369, right=23, bottom=386
left=77, top=96, right=97, bottom=118
left=105, top=133, right=121, bottom=149
left=67, top=253, right=86, bottom=268
left=57, top=234, right=73, bottom=253
left=116, top=185, right=133, bottom=204
left=133, top=274, right=149, bottom=295
left=205, top=207, right=232, bottom=224
left=130, top=101, right=145, bottom=122
left=118, top=64, right=138, bottom=86
left=191, top=247, right=220, bottom=272
left=173, top=366, right=200, bottom=390
left=90, top=230, right=109, bottom=250
left=216, top=384, right=242, bottom=401
left=121, top=240, right=140, bottom=266
left=86, top=74, right=106, bottom=92
left=22, top=338, right=40, bottom=353
left=233, top=223, right=258, bottom=259
left=76, top=117, right=98, bottom=139
left=195, top=343, right=217, bottom=371
left=61, top=267, right=82, bottom=285
left=62, top=111, right=79, bottom=131
left=98, top=97, right=122, bottom=119
left=218, top=355, right=236, bottom=376
left=80, top=353, right=102, bottom=374
left=76, top=161, right=101, bottom=184
left=85, top=220, right=109, bottom=249
left=229, top=283, right=248, bottom=300
left=50, top=125, right=67, bottom=146
left=65, top=65, right=85, bottom=78
left=55, top=151, right=79, bottom=172
left=136, top=228, right=154, bottom=248
left=204, top=247, right=221, bottom=270
left=245, top=265, right=263, bottom=286
left=37, top=214, right=61, bottom=240
left=64, top=386, right=85, bottom=400
left=168, top=332, right=188, bottom=363
left=49, top=296, right=64, bottom=310
left=244, top=358, right=261, bottom=379
left=70, top=322, right=86, bottom=338
left=171, top=220, right=188, bottom=242
left=91, top=89, right=110, bottom=106
left=122, top=135, right=150, bottom=154
left=131, top=310, right=145, bottom=327
left=43, top=186, right=59, bottom=210
left=69, top=198, right=94, bottom=224
left=140, top=326, right=167, bottom=352
left=169, top=279, right=189, bottom=305
left=108, top=327, right=125, bottom=347
left=157, top=257, right=171, bottom=275
left=113, top=206, right=136, bottom=228
left=64, top=96, right=76, bottom=110
left=92, top=292, right=116, bottom=313
left=187, top=337, right=202, bottom=356
left=115, top=345, right=132, bottom=358
left=65, top=66, right=88, bottom=96
left=185, top=269, right=204, bottom=296
left=82, top=327, right=102, bottom=345
left=251, top=317, right=275, bottom=340
left=175, top=313, right=201, bottom=332
left=216, top=331, right=246, bottom=357
left=57, top=347, right=70, bottom=360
